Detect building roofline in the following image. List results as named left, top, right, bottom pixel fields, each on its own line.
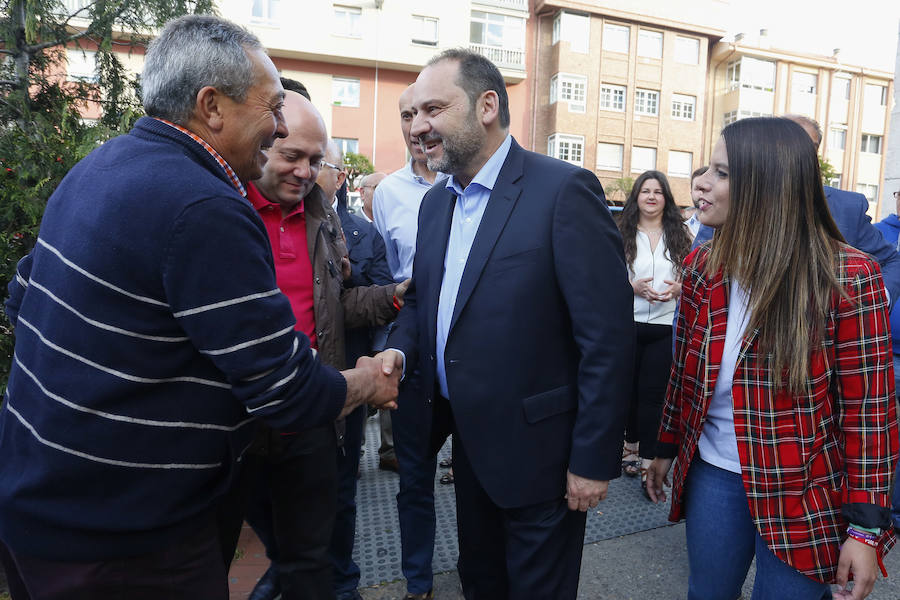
left=712, top=41, right=894, bottom=78
left=533, top=0, right=726, bottom=39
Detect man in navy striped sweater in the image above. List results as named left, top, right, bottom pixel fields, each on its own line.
left=0, top=15, right=398, bottom=600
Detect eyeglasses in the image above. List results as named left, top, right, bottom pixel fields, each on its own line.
left=319, top=160, right=342, bottom=172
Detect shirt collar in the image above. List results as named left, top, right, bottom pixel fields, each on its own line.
left=153, top=118, right=247, bottom=198
left=445, top=134, right=512, bottom=197
left=406, top=158, right=443, bottom=186
left=246, top=182, right=304, bottom=217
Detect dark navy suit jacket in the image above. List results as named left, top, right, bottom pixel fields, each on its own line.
left=693, top=186, right=900, bottom=301
left=387, top=139, right=634, bottom=508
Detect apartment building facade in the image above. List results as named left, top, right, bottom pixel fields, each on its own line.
left=882, top=23, right=900, bottom=220
left=705, top=31, right=894, bottom=217
left=531, top=1, right=725, bottom=204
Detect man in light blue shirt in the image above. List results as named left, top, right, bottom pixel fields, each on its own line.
left=370, top=83, right=446, bottom=600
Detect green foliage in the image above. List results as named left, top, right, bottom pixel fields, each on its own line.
left=605, top=176, right=634, bottom=203
left=819, top=155, right=837, bottom=186
left=343, top=151, right=374, bottom=190
left=0, top=0, right=215, bottom=390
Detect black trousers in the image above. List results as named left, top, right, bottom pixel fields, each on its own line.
left=244, top=424, right=339, bottom=600
left=451, top=417, right=586, bottom=600
left=0, top=517, right=226, bottom=600
left=624, top=322, right=673, bottom=459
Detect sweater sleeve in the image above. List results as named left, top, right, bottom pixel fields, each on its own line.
left=4, top=252, right=33, bottom=327
left=162, top=196, right=346, bottom=432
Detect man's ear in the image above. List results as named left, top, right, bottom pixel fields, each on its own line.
left=337, top=170, right=347, bottom=187
left=479, top=90, right=500, bottom=127
left=194, top=86, right=226, bottom=132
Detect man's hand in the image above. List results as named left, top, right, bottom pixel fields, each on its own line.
left=834, top=538, right=878, bottom=600
left=645, top=458, right=673, bottom=504
left=393, top=278, right=411, bottom=308
left=341, top=255, right=352, bottom=280
left=373, top=349, right=404, bottom=377
left=565, top=471, right=608, bottom=512
left=339, top=356, right=400, bottom=418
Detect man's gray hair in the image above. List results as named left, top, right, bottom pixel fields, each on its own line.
left=142, top=15, right=264, bottom=125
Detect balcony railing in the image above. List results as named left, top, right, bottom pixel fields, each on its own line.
left=62, top=0, right=91, bottom=13
left=472, top=0, right=528, bottom=10
left=469, top=43, right=525, bottom=70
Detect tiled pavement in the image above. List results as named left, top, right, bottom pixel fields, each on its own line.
left=228, top=416, right=675, bottom=599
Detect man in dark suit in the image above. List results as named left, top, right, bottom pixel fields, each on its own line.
left=375, top=49, right=634, bottom=599
left=693, top=114, right=900, bottom=302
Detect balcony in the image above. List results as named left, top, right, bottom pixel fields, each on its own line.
left=469, top=43, right=525, bottom=70
left=472, top=0, right=529, bottom=10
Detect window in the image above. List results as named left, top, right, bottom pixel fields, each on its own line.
left=600, top=84, right=626, bottom=112
left=66, top=48, right=97, bottom=82
left=631, top=146, right=657, bottom=173
left=412, top=15, right=438, bottom=45
left=792, top=72, right=817, bottom=95
left=637, top=29, right=662, bottom=59
left=334, top=5, right=362, bottom=38
left=596, top=142, right=624, bottom=170
left=865, top=84, right=888, bottom=107
left=830, top=128, right=846, bottom=150
left=552, top=11, right=589, bottom=53
left=723, top=110, right=738, bottom=126
left=333, top=137, right=359, bottom=155
left=668, top=151, right=693, bottom=177
left=832, top=77, right=851, bottom=101
left=470, top=11, right=524, bottom=50
left=550, top=74, right=586, bottom=113
left=856, top=183, right=878, bottom=204
left=675, top=36, right=700, bottom=65
left=671, top=94, right=696, bottom=120
left=332, top=77, right=360, bottom=107
left=634, top=89, right=659, bottom=116
left=251, top=0, right=280, bottom=22
left=828, top=174, right=841, bottom=188
left=860, top=134, right=882, bottom=154
left=726, top=57, right=775, bottom=92
left=602, top=23, right=629, bottom=53
left=547, top=134, right=584, bottom=166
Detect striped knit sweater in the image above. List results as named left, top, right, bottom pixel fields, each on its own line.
left=0, top=117, right=346, bottom=560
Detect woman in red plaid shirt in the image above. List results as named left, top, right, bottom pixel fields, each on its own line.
left=646, top=117, right=898, bottom=600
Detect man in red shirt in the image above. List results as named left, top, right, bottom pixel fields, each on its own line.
left=243, top=88, right=403, bottom=600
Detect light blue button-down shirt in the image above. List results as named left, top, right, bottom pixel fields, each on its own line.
left=436, top=134, right=513, bottom=399
left=372, top=160, right=446, bottom=281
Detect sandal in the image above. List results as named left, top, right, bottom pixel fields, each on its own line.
left=440, top=471, right=454, bottom=485
left=622, top=445, right=640, bottom=477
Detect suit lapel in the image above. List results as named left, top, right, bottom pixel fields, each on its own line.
left=449, top=142, right=524, bottom=332
left=425, top=187, right=455, bottom=350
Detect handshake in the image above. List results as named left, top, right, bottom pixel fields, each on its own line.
left=339, top=349, right=405, bottom=418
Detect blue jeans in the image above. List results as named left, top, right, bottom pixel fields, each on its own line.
left=684, top=458, right=832, bottom=600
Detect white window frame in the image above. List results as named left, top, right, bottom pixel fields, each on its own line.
left=637, top=29, right=662, bottom=59
left=596, top=142, right=624, bottom=171
left=832, top=77, right=851, bottom=101
left=671, top=94, right=696, bottom=121
left=674, top=36, right=699, bottom=65
left=470, top=10, right=525, bottom=51
left=829, top=127, right=847, bottom=151
left=727, top=57, right=775, bottom=92
left=600, top=84, right=626, bottom=112
left=668, top=150, right=693, bottom=178
left=332, top=77, right=361, bottom=107
left=333, top=137, right=359, bottom=155
left=792, top=71, right=817, bottom=95
left=66, top=48, right=98, bottom=83
left=552, top=12, right=561, bottom=45
left=860, top=134, right=882, bottom=154
left=631, top=146, right=657, bottom=173
left=334, top=5, right=362, bottom=38
left=723, top=110, right=738, bottom=126
left=550, top=73, right=586, bottom=113
left=602, top=23, right=629, bottom=53
left=411, top=15, right=438, bottom=46
left=547, top=133, right=584, bottom=167
left=856, top=183, right=878, bottom=204
left=251, top=0, right=280, bottom=23
left=634, top=89, right=659, bottom=116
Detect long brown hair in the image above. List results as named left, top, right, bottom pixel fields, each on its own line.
left=617, top=170, right=692, bottom=271
left=705, top=117, right=845, bottom=392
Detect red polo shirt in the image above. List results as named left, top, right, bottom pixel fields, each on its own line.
left=247, top=182, right=317, bottom=349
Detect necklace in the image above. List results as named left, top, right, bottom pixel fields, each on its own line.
left=638, top=226, right=662, bottom=235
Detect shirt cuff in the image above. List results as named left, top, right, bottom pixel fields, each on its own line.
left=387, top=348, right=407, bottom=380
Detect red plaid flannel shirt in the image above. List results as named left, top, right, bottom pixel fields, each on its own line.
left=659, top=244, right=898, bottom=582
